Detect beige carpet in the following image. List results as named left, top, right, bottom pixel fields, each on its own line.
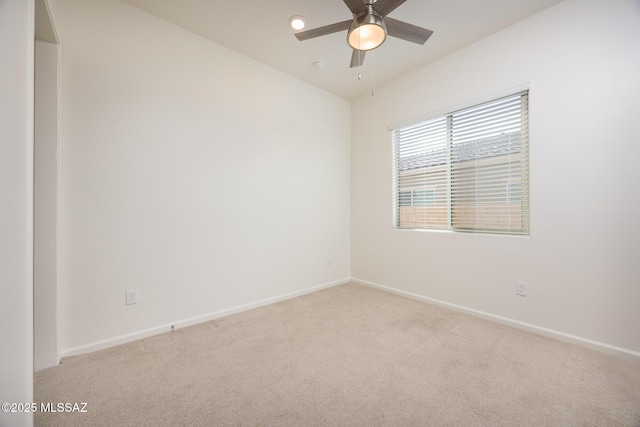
left=36, top=283, right=640, bottom=426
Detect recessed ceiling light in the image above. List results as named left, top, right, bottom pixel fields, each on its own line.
left=289, top=15, right=306, bottom=31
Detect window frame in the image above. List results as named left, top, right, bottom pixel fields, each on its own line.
left=391, top=90, right=529, bottom=236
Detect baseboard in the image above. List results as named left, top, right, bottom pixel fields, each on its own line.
left=61, top=277, right=351, bottom=359
left=352, top=277, right=640, bottom=365
left=60, top=276, right=640, bottom=365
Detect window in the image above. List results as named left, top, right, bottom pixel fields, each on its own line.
left=392, top=91, right=529, bottom=235
left=507, top=182, right=521, bottom=203
left=399, top=190, right=435, bottom=207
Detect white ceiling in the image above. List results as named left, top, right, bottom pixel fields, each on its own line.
left=121, top=0, right=563, bottom=100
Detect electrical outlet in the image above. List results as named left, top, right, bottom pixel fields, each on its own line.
left=327, top=257, right=332, bottom=267
left=516, top=281, right=527, bottom=297
left=125, top=289, right=138, bottom=305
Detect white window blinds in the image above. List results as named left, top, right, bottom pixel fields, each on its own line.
left=392, top=91, right=529, bottom=235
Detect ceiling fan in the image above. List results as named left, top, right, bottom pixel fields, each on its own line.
left=294, top=0, right=433, bottom=68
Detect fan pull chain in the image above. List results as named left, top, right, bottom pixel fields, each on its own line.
left=371, top=51, right=375, bottom=96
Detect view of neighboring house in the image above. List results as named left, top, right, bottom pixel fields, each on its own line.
left=396, top=94, right=528, bottom=233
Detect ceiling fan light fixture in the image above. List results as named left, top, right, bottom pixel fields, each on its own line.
left=347, top=11, right=386, bottom=51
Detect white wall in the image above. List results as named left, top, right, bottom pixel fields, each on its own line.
left=351, top=0, right=640, bottom=354
left=34, top=40, right=60, bottom=371
left=51, top=0, right=351, bottom=354
left=0, top=0, right=35, bottom=426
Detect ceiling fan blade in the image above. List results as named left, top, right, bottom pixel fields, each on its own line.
left=385, top=17, right=434, bottom=45
left=343, top=0, right=367, bottom=15
left=350, top=49, right=366, bottom=68
left=294, top=20, right=352, bottom=41
left=374, top=0, right=407, bottom=17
